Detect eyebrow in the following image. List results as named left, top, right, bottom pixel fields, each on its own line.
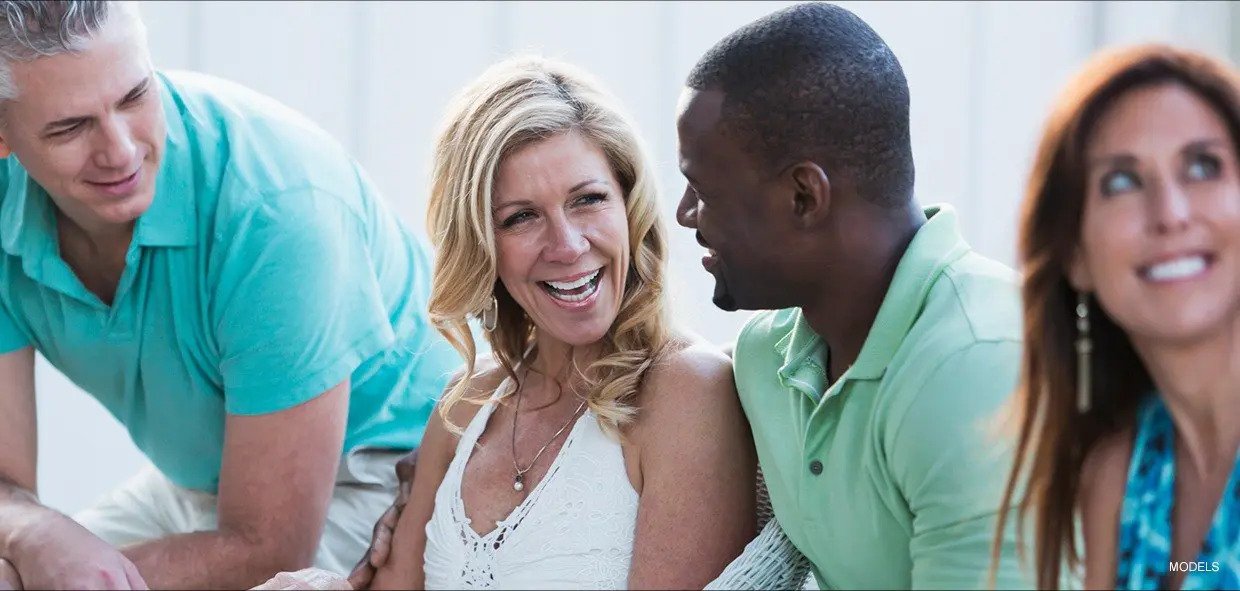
left=41, top=76, right=152, bottom=134
left=1087, top=137, right=1231, bottom=173
left=1182, top=138, right=1228, bottom=153
left=1088, top=153, right=1138, bottom=173
left=492, top=177, right=611, bottom=211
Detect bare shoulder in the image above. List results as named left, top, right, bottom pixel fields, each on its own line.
left=1080, top=427, right=1133, bottom=507
left=1079, top=426, right=1132, bottom=586
left=637, top=334, right=737, bottom=415
left=428, top=356, right=510, bottom=441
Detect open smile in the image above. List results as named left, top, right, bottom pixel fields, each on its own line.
left=539, top=268, right=604, bottom=304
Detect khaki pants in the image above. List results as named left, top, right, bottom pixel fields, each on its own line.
left=73, top=448, right=404, bottom=574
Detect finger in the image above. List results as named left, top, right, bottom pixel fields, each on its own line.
left=122, top=561, right=149, bottom=591
left=379, top=505, right=399, bottom=530
left=397, top=480, right=412, bottom=508
left=394, top=451, right=417, bottom=504
left=98, top=568, right=125, bottom=591
left=370, top=525, right=393, bottom=567
left=0, top=559, right=21, bottom=591
left=346, top=560, right=373, bottom=591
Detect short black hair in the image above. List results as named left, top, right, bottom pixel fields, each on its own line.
left=687, top=2, right=914, bottom=206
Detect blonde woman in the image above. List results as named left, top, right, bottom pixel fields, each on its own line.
left=387, top=55, right=757, bottom=589
left=256, top=57, right=758, bottom=590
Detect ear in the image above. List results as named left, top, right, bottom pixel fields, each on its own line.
left=0, top=114, right=12, bottom=159
left=787, top=161, right=830, bottom=228
left=1066, top=247, right=1095, bottom=292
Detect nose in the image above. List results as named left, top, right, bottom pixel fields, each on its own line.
left=676, top=185, right=699, bottom=229
left=91, top=114, right=138, bottom=171
left=1148, top=177, right=1192, bottom=236
left=543, top=212, right=589, bottom=264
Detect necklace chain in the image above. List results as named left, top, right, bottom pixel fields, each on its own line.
left=510, top=371, right=587, bottom=491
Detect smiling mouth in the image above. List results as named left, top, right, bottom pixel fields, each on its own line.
left=539, top=268, right=603, bottom=303
left=1139, top=253, right=1214, bottom=283
left=88, top=168, right=139, bottom=187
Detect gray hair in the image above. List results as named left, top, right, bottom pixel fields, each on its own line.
left=0, top=1, right=139, bottom=100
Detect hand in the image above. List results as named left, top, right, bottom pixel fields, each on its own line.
left=0, top=558, right=22, bottom=591
left=346, top=449, right=416, bottom=590
left=9, top=512, right=147, bottom=590
left=253, top=568, right=351, bottom=590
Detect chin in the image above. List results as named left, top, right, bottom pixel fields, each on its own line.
left=1126, top=303, right=1238, bottom=347
left=90, top=188, right=155, bottom=225
left=540, top=316, right=614, bottom=348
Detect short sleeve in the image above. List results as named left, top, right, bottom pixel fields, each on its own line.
left=211, top=189, right=395, bottom=415
left=886, top=340, right=1035, bottom=589
left=0, top=298, right=29, bottom=354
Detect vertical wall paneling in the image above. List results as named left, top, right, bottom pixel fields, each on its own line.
left=356, top=1, right=506, bottom=235
left=971, top=1, right=1097, bottom=266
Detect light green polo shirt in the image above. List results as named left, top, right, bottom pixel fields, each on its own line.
left=0, top=71, right=460, bottom=493
left=734, top=205, right=1032, bottom=589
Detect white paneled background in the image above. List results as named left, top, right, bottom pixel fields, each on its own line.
left=36, top=1, right=1237, bottom=513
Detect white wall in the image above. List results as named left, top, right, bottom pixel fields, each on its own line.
left=35, top=1, right=1236, bottom=514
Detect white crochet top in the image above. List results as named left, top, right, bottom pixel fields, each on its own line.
left=422, top=382, right=638, bottom=590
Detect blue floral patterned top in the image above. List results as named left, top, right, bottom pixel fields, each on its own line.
left=1115, top=395, right=1240, bottom=590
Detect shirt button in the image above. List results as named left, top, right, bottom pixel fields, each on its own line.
left=809, top=460, right=823, bottom=475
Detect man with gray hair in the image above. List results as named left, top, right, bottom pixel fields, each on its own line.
left=0, top=1, right=458, bottom=588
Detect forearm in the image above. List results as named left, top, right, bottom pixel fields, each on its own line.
left=123, top=529, right=311, bottom=590
left=369, top=510, right=426, bottom=590
left=0, top=478, right=57, bottom=558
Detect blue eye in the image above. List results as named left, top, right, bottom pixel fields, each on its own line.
left=1101, top=170, right=1140, bottom=196
left=1186, top=153, right=1222, bottom=181
left=575, top=192, right=607, bottom=206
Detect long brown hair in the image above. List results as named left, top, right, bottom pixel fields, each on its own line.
left=992, top=45, right=1240, bottom=589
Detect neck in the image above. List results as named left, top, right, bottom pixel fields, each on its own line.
left=56, top=208, right=134, bottom=256
left=1131, top=316, right=1240, bottom=476
left=527, top=332, right=604, bottom=395
left=800, top=200, right=924, bottom=380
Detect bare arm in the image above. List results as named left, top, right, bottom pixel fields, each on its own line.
left=122, top=380, right=350, bottom=589
left=0, top=348, right=147, bottom=589
left=0, top=347, right=40, bottom=545
left=627, top=343, right=757, bottom=589
left=1080, top=430, right=1130, bottom=590
left=370, top=373, right=488, bottom=591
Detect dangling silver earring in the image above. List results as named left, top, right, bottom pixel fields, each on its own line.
left=480, top=295, right=498, bottom=332
left=1075, top=291, right=1093, bottom=413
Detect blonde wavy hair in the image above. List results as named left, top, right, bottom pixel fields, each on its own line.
left=426, top=56, right=670, bottom=435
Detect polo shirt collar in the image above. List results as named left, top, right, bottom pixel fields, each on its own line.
left=1, top=72, right=197, bottom=262
left=0, top=160, right=54, bottom=261
left=850, top=204, right=970, bottom=379
left=134, top=72, right=195, bottom=248
left=776, top=204, right=971, bottom=394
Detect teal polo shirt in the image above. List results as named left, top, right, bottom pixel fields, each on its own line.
left=733, top=205, right=1033, bottom=589
left=0, top=71, right=460, bottom=493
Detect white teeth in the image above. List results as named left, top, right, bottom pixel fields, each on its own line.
left=548, top=280, right=599, bottom=303
left=1145, top=256, right=1207, bottom=282
left=546, top=269, right=601, bottom=291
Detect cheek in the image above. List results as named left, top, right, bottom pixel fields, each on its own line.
left=1079, top=201, right=1144, bottom=282
left=1197, top=182, right=1240, bottom=225
left=29, top=143, right=90, bottom=185
left=137, top=106, right=167, bottom=151
left=494, top=233, right=539, bottom=288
